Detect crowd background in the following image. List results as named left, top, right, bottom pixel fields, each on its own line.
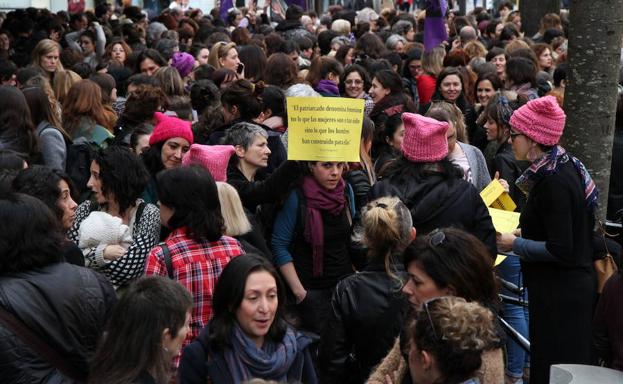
left=0, top=1, right=623, bottom=384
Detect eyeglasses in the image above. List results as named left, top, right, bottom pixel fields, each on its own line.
left=345, top=79, right=363, bottom=85
left=510, top=129, right=523, bottom=141
left=422, top=297, right=444, bottom=340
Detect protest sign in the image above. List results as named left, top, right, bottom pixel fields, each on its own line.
left=286, top=97, right=364, bottom=162
left=480, top=179, right=517, bottom=212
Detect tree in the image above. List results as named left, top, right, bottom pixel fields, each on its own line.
left=519, top=0, right=559, bottom=37
left=563, top=0, right=623, bottom=220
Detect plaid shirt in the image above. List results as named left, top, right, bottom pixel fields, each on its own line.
left=145, top=228, right=244, bottom=357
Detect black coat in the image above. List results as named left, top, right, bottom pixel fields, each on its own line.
left=370, top=166, right=497, bottom=257
left=519, top=160, right=596, bottom=384
left=227, top=160, right=301, bottom=213
left=0, top=262, right=116, bottom=383
left=318, top=263, right=409, bottom=384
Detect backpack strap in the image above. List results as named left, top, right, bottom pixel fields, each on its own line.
left=160, top=243, right=174, bottom=279
left=0, top=306, right=85, bottom=382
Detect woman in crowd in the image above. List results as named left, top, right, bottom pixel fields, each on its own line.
left=429, top=66, right=476, bottom=132
left=68, top=146, right=160, bottom=288
left=402, top=297, right=500, bottom=384
left=417, top=46, right=445, bottom=109
left=179, top=254, right=317, bottom=383
left=471, top=71, right=503, bottom=150
left=65, top=21, right=106, bottom=70
left=52, top=69, right=82, bottom=105
left=532, top=43, right=554, bottom=74
left=261, top=85, right=287, bottom=134
left=141, top=112, right=194, bottom=204
left=345, top=116, right=377, bottom=213
left=371, top=112, right=496, bottom=257
left=135, top=49, right=168, bottom=76
left=368, top=69, right=417, bottom=156
left=104, top=38, right=133, bottom=66
left=190, top=79, right=223, bottom=143
left=31, top=39, right=63, bottom=80
left=319, top=196, right=412, bottom=383
left=427, top=101, right=491, bottom=192
left=497, top=96, right=597, bottom=384
left=306, top=56, right=343, bottom=97
left=238, top=44, right=266, bottom=83
left=222, top=122, right=300, bottom=212
left=505, top=57, right=539, bottom=103
left=369, top=228, right=504, bottom=383
left=272, top=160, right=355, bottom=335
left=115, top=84, right=167, bottom=145
left=208, top=41, right=241, bottom=74
left=12, top=165, right=82, bottom=265
left=62, top=80, right=115, bottom=148
left=264, top=52, right=299, bottom=91
left=483, top=92, right=526, bottom=208
left=0, top=192, right=116, bottom=382
left=486, top=47, right=508, bottom=83
left=89, top=277, right=193, bottom=384
left=0, top=86, right=40, bottom=164
left=339, top=64, right=374, bottom=116
left=483, top=91, right=529, bottom=384
left=374, top=114, right=404, bottom=174
left=145, top=166, right=244, bottom=362
left=402, top=48, right=423, bottom=107
left=23, top=87, right=71, bottom=171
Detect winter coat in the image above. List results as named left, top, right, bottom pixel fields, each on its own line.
left=0, top=262, right=116, bottom=383
left=36, top=120, right=66, bottom=171
left=319, top=262, right=409, bottom=384
left=370, top=164, right=497, bottom=257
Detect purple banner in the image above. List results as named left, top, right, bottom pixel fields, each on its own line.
left=220, top=0, right=234, bottom=22
left=424, top=0, right=448, bottom=52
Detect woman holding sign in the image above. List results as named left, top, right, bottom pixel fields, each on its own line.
left=496, top=96, right=597, bottom=384
left=271, top=161, right=356, bottom=336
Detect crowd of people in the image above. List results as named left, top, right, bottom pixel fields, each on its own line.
left=0, top=1, right=622, bottom=384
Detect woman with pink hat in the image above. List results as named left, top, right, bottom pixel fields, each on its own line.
left=497, top=96, right=597, bottom=384
left=141, top=112, right=194, bottom=204
left=370, top=111, right=497, bottom=258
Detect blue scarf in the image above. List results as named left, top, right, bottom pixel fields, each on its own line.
left=515, top=145, right=598, bottom=212
left=224, top=323, right=300, bottom=382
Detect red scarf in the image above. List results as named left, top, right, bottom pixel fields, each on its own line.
left=301, top=175, right=346, bottom=277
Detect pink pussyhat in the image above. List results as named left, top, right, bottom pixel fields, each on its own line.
left=401, top=112, right=449, bottom=162
left=182, top=144, right=236, bottom=182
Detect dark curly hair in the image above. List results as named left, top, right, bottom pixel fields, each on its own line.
left=0, top=192, right=63, bottom=273
left=12, top=165, right=74, bottom=222
left=156, top=166, right=224, bottom=242
left=93, top=146, right=150, bottom=216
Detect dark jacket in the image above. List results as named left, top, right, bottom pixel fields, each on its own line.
left=227, top=160, right=301, bottom=213
left=275, top=19, right=314, bottom=41
left=489, top=142, right=528, bottom=211
left=0, top=262, right=116, bottom=383
left=178, top=324, right=318, bottom=384
left=518, top=160, right=596, bottom=384
left=319, top=262, right=409, bottom=384
left=370, top=163, right=497, bottom=257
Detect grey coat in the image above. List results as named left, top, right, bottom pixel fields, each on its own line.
left=36, top=121, right=66, bottom=171
left=458, top=141, right=492, bottom=192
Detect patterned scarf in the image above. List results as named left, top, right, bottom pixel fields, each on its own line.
left=515, top=145, right=598, bottom=212
left=224, top=323, right=299, bottom=383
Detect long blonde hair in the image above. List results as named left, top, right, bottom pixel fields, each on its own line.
left=208, top=41, right=236, bottom=69
left=53, top=70, right=82, bottom=105
left=216, top=182, right=252, bottom=237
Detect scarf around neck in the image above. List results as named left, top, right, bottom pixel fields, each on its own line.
left=223, top=323, right=300, bottom=383
left=301, top=174, right=347, bottom=277
left=515, top=145, right=598, bottom=212
left=314, top=79, right=340, bottom=96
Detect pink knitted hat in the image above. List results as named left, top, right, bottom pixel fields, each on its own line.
left=509, top=96, right=566, bottom=146
left=149, top=112, right=194, bottom=146
left=171, top=52, right=195, bottom=78
left=401, top=113, right=449, bottom=162
left=182, top=144, right=236, bottom=182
